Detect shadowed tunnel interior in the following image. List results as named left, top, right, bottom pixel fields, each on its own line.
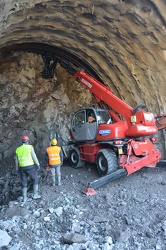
left=0, top=43, right=104, bottom=82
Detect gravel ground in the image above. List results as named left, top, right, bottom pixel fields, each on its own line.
left=0, top=161, right=166, bottom=250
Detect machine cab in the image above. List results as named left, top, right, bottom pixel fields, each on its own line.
left=70, top=108, right=111, bottom=141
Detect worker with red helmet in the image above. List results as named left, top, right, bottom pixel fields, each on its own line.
left=15, top=135, right=41, bottom=202
left=46, top=138, right=63, bottom=187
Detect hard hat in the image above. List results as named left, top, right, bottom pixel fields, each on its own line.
left=22, top=135, right=30, bottom=142
left=51, top=138, right=57, bottom=146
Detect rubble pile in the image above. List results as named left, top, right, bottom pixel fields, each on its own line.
left=0, top=163, right=166, bottom=250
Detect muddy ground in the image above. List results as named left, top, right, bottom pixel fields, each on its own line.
left=0, top=159, right=166, bottom=250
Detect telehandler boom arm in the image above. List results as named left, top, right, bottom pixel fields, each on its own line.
left=74, top=70, right=133, bottom=120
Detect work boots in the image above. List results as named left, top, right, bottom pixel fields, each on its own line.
left=33, top=185, right=41, bottom=199
left=22, top=187, right=28, bottom=202
left=57, top=175, right=61, bottom=186
left=52, top=175, right=56, bottom=186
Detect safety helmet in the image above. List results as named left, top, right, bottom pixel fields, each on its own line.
left=51, top=138, right=57, bottom=146
left=22, top=135, right=30, bottom=143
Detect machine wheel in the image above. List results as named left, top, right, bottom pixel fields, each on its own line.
left=69, top=147, right=85, bottom=169
left=96, top=149, right=118, bottom=176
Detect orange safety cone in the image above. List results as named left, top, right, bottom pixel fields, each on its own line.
left=81, top=188, right=97, bottom=196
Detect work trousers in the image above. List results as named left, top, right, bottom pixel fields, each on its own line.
left=19, top=165, right=38, bottom=188
left=50, top=164, right=61, bottom=176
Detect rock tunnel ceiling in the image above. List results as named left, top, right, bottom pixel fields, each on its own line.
left=0, top=43, right=104, bottom=82
left=0, top=0, right=166, bottom=166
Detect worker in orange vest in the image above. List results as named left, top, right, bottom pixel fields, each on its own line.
left=46, top=138, right=63, bottom=186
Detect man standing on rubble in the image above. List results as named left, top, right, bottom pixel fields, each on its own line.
left=46, top=138, right=63, bottom=187
left=15, top=135, right=41, bottom=202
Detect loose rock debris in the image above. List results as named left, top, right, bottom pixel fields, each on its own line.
left=0, top=163, right=166, bottom=249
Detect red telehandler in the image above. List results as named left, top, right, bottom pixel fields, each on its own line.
left=54, top=57, right=164, bottom=191
left=65, top=68, right=162, bottom=190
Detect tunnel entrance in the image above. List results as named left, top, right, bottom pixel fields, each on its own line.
left=0, top=42, right=165, bottom=206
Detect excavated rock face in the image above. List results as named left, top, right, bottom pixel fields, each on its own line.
left=0, top=0, right=166, bottom=165
left=0, top=52, right=96, bottom=166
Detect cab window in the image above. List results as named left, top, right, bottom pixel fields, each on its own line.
left=74, top=111, right=85, bottom=127
left=96, top=110, right=111, bottom=124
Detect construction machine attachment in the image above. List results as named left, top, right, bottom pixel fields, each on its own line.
left=155, top=114, right=166, bottom=130
left=88, top=169, right=128, bottom=190
left=81, top=169, right=128, bottom=195
left=41, top=53, right=58, bottom=79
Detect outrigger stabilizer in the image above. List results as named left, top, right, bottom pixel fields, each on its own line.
left=81, top=169, right=128, bottom=195
left=81, top=160, right=166, bottom=195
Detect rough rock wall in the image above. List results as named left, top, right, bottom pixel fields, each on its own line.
left=0, top=52, right=96, bottom=164
left=0, top=0, right=166, bottom=160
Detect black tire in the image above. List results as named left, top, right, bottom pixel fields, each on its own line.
left=69, top=147, right=85, bottom=169
left=96, top=149, right=118, bottom=176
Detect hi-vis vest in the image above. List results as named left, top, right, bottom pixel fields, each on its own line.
left=46, top=146, right=61, bottom=166
left=16, top=145, right=34, bottom=167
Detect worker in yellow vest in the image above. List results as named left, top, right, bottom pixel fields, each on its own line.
left=46, top=138, right=63, bottom=186
left=15, top=135, right=41, bottom=202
